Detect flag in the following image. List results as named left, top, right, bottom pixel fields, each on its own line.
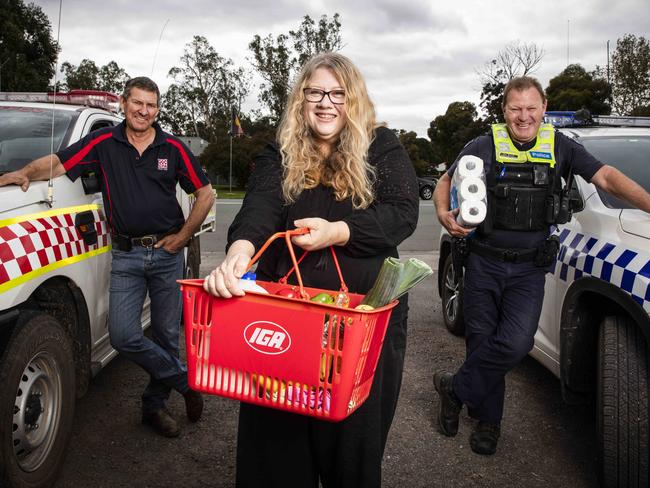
left=230, top=109, right=244, bottom=138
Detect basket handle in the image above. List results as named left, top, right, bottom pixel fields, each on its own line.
left=246, top=228, right=348, bottom=300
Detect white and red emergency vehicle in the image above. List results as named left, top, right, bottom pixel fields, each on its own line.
left=0, top=91, right=216, bottom=488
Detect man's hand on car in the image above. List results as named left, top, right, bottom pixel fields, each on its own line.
left=0, top=170, right=31, bottom=191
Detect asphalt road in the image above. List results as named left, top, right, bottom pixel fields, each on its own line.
left=53, top=200, right=599, bottom=488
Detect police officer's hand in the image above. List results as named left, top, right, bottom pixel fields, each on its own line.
left=155, top=233, right=188, bottom=254
left=439, top=208, right=475, bottom=238
left=291, top=218, right=350, bottom=250
left=0, top=171, right=31, bottom=192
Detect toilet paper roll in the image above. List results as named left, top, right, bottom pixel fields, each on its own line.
left=459, top=176, right=486, bottom=202
left=457, top=200, right=487, bottom=227
left=457, top=155, right=484, bottom=179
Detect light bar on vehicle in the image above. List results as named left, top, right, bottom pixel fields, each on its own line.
left=545, top=110, right=650, bottom=128
left=0, top=90, right=120, bottom=113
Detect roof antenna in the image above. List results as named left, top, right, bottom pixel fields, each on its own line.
left=46, top=0, right=64, bottom=207
left=151, top=19, right=170, bottom=77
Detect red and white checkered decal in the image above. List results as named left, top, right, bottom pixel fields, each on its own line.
left=0, top=209, right=110, bottom=288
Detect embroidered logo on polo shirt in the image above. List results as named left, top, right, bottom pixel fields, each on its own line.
left=157, top=159, right=168, bottom=171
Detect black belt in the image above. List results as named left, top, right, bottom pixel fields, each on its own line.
left=111, top=231, right=173, bottom=251
left=469, top=239, right=538, bottom=263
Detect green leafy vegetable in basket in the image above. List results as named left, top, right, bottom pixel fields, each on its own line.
left=361, top=257, right=433, bottom=308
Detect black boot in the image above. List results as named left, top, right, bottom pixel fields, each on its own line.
left=470, top=421, right=501, bottom=455
left=142, top=408, right=180, bottom=438
left=183, top=388, right=204, bottom=423
left=433, top=372, right=462, bottom=437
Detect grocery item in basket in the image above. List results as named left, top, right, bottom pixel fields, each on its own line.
left=311, top=292, right=335, bottom=304
left=334, top=291, right=350, bottom=308
left=275, top=286, right=300, bottom=298
left=239, top=271, right=269, bottom=294
left=287, top=384, right=331, bottom=412
left=361, top=257, right=433, bottom=307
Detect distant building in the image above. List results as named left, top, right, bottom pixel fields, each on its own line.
left=180, top=136, right=208, bottom=156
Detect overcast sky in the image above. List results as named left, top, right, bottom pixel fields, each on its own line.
left=38, top=0, right=649, bottom=137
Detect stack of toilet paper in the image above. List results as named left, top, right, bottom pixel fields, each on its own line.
left=450, top=155, right=487, bottom=227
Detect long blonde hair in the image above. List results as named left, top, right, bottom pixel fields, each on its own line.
left=277, top=52, right=377, bottom=209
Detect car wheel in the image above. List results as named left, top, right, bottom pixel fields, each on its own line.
left=420, top=185, right=433, bottom=200
left=184, top=237, right=201, bottom=279
left=597, top=315, right=649, bottom=488
left=0, top=313, right=76, bottom=488
left=441, top=253, right=465, bottom=336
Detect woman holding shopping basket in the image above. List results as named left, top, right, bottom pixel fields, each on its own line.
left=203, top=52, right=419, bottom=487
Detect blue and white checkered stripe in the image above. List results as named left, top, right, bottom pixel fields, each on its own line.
left=554, top=228, right=650, bottom=314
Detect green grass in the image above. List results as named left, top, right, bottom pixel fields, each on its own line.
left=213, top=185, right=246, bottom=199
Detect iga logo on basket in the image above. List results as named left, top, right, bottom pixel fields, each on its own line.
left=244, top=321, right=292, bottom=355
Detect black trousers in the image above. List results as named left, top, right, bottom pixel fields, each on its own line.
left=235, top=316, right=408, bottom=488
left=453, top=253, right=547, bottom=424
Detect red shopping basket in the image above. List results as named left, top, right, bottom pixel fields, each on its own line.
left=179, top=229, right=397, bottom=421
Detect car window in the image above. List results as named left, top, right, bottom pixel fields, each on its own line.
left=0, top=106, right=79, bottom=173
left=580, top=135, right=650, bottom=209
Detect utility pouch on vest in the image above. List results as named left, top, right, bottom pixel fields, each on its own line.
left=545, top=194, right=560, bottom=223
left=534, top=235, right=560, bottom=267
left=556, top=193, right=572, bottom=224
left=493, top=187, right=548, bottom=231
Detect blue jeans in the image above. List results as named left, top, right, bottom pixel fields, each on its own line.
left=108, top=246, right=189, bottom=413
left=453, top=253, right=546, bottom=424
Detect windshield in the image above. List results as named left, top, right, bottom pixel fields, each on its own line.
left=0, top=106, right=78, bottom=173
left=580, top=135, right=650, bottom=209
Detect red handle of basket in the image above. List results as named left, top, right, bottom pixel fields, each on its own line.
left=245, top=228, right=311, bottom=299
left=279, top=247, right=349, bottom=294
left=246, top=228, right=349, bottom=300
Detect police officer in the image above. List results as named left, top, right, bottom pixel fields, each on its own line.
left=0, top=77, right=215, bottom=438
left=432, top=76, right=650, bottom=455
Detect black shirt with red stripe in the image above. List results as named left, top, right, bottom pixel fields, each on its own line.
left=57, top=121, right=210, bottom=236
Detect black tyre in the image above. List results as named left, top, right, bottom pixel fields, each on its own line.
left=420, top=185, right=433, bottom=200
left=0, top=313, right=76, bottom=488
left=440, top=253, right=465, bottom=336
left=184, top=236, right=201, bottom=279
left=597, top=315, right=649, bottom=488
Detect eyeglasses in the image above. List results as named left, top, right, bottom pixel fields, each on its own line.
left=303, top=88, right=346, bottom=105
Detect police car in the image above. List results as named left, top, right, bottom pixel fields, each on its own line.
left=437, top=113, right=650, bottom=487
left=0, top=91, right=216, bottom=488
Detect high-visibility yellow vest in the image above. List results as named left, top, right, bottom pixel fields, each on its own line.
left=491, top=123, right=556, bottom=168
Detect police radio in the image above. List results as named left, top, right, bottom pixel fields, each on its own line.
left=556, top=168, right=574, bottom=224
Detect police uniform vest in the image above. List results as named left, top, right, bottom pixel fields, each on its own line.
left=479, top=123, right=569, bottom=234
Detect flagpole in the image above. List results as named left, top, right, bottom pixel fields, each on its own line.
left=229, top=134, right=233, bottom=194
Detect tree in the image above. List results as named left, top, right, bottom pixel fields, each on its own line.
left=546, top=64, right=611, bottom=114
left=164, top=36, right=250, bottom=142
left=59, top=59, right=130, bottom=93
left=199, top=117, right=275, bottom=189
left=610, top=34, right=650, bottom=115
left=477, top=41, right=544, bottom=123
left=99, top=61, right=130, bottom=93
left=0, top=0, right=58, bottom=91
left=60, top=59, right=99, bottom=90
left=249, top=14, right=343, bottom=123
left=394, top=130, right=439, bottom=176
left=428, top=102, right=488, bottom=164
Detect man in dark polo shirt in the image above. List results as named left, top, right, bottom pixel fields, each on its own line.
left=0, top=77, right=215, bottom=437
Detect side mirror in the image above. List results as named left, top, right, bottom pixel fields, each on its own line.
left=81, top=171, right=100, bottom=194
left=568, top=180, right=584, bottom=212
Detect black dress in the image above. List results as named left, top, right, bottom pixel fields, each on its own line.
left=228, top=126, right=419, bottom=487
